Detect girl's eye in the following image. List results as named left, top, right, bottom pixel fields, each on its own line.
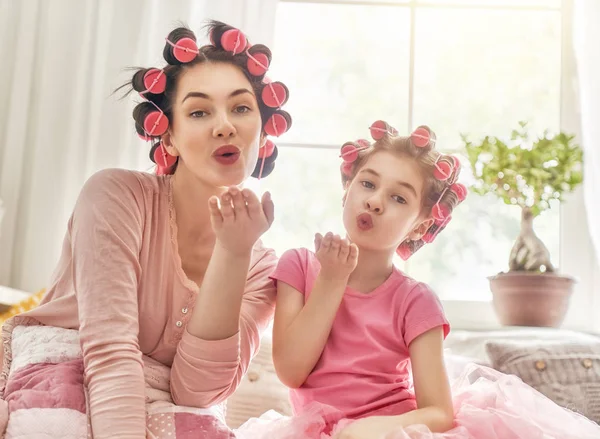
left=393, top=195, right=407, bottom=204
left=361, top=181, right=375, bottom=189
left=234, top=105, right=251, bottom=114
left=190, top=110, right=207, bottom=118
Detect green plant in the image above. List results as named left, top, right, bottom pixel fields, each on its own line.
left=462, top=121, right=583, bottom=273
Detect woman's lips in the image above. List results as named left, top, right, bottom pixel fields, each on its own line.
left=213, top=145, right=240, bottom=165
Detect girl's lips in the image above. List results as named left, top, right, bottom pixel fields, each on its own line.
left=213, top=145, right=241, bottom=165
left=357, top=212, right=374, bottom=231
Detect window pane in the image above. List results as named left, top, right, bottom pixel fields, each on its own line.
left=409, top=8, right=561, bottom=300
left=253, top=146, right=407, bottom=269
left=413, top=8, right=561, bottom=140
left=407, top=186, right=561, bottom=301
left=253, top=147, right=346, bottom=255
left=419, top=0, right=560, bottom=7
left=271, top=2, right=410, bottom=145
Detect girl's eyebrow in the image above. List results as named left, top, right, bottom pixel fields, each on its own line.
left=360, top=168, right=417, bottom=197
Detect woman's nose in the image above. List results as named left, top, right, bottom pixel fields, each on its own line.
left=213, top=114, right=236, bottom=138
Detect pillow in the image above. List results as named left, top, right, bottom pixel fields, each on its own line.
left=225, top=336, right=292, bottom=428
left=446, top=328, right=599, bottom=363
left=486, top=340, right=600, bottom=423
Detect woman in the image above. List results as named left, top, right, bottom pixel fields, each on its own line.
left=0, top=20, right=292, bottom=438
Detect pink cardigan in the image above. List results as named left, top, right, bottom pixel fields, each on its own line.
left=11, top=169, right=277, bottom=438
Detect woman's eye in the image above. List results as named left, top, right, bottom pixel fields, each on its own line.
left=234, top=105, right=251, bottom=114
left=190, top=110, right=207, bottom=118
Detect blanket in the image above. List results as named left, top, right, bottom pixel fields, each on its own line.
left=0, top=322, right=235, bottom=439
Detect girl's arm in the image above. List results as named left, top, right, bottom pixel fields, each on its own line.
left=272, top=234, right=358, bottom=388
left=272, top=276, right=346, bottom=388
left=396, top=326, right=454, bottom=430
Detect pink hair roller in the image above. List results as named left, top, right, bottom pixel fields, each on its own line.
left=258, top=139, right=276, bottom=158
left=396, top=243, right=412, bottom=261
left=142, top=69, right=166, bottom=95
left=411, top=127, right=431, bottom=148
left=264, top=113, right=289, bottom=137
left=262, top=82, right=288, bottom=108
left=221, top=29, right=248, bottom=54
left=153, top=143, right=176, bottom=168
left=143, top=111, right=169, bottom=137
left=170, top=37, right=199, bottom=63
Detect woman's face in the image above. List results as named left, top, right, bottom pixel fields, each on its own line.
left=164, top=61, right=263, bottom=188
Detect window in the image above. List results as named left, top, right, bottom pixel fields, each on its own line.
left=254, top=0, right=573, bottom=325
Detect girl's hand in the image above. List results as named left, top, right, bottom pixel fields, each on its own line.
left=209, top=187, right=274, bottom=256
left=314, top=232, right=358, bottom=282
left=333, top=416, right=403, bottom=439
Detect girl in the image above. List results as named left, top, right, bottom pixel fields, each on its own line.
left=0, top=21, right=291, bottom=438
left=236, top=121, right=600, bottom=439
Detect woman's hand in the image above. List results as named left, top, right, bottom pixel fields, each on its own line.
left=314, top=233, right=359, bottom=282
left=209, top=187, right=274, bottom=256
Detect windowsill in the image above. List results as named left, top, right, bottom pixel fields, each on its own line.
left=444, top=294, right=600, bottom=335
left=442, top=299, right=501, bottom=330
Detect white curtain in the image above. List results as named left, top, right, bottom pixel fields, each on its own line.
left=574, top=0, right=600, bottom=264
left=0, top=0, right=279, bottom=292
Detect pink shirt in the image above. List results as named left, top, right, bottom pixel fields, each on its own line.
left=5, top=169, right=277, bottom=439
left=271, top=248, right=449, bottom=420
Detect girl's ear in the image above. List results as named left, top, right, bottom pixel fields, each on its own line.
left=409, top=218, right=434, bottom=241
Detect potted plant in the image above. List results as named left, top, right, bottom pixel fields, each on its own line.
left=462, top=122, right=584, bottom=327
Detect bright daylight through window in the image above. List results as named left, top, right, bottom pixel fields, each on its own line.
left=255, top=0, right=563, bottom=302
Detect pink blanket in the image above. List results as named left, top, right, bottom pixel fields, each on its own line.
left=0, top=321, right=234, bottom=438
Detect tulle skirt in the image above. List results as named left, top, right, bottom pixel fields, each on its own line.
left=234, top=364, right=600, bottom=439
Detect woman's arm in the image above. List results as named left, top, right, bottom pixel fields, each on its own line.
left=186, top=242, right=252, bottom=340
left=72, top=170, right=146, bottom=438
left=186, top=188, right=273, bottom=341
left=170, top=245, right=277, bottom=407
left=170, top=188, right=277, bottom=407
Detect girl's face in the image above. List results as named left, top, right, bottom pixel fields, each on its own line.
left=164, top=62, right=264, bottom=188
left=343, top=150, right=433, bottom=252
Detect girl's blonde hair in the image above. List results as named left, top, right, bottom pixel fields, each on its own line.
left=340, top=124, right=465, bottom=259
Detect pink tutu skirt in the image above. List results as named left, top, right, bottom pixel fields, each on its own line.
left=234, top=364, right=600, bottom=439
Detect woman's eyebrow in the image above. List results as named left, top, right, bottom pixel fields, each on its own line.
left=181, top=88, right=254, bottom=103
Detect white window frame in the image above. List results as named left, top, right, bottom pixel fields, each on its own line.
left=276, top=0, right=598, bottom=331
left=557, top=0, right=599, bottom=334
